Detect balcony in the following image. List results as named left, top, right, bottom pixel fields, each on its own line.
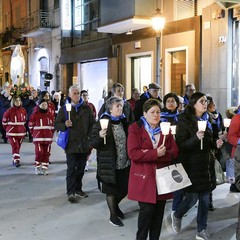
left=0, top=27, right=27, bottom=50
left=21, top=10, right=53, bottom=37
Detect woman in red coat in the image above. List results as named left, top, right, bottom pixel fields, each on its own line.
left=29, top=99, right=54, bottom=175
left=2, top=96, right=27, bottom=167
left=127, top=98, right=178, bottom=240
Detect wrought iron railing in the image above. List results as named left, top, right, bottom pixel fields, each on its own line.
left=21, top=10, right=53, bottom=34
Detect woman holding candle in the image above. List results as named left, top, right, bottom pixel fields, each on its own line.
left=171, top=92, right=223, bottom=240
left=127, top=99, right=178, bottom=240
left=28, top=99, right=54, bottom=175
left=2, top=96, right=27, bottom=167
left=91, top=96, right=130, bottom=227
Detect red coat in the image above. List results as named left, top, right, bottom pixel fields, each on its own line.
left=127, top=121, right=178, bottom=204
left=28, top=108, right=54, bottom=144
left=2, top=106, right=27, bottom=138
left=228, top=114, right=240, bottom=158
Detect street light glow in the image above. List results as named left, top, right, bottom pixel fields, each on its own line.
left=151, top=8, right=165, bottom=34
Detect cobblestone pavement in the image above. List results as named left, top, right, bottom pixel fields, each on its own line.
left=0, top=140, right=239, bottom=240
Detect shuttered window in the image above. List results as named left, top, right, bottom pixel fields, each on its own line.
left=175, top=0, right=197, bottom=20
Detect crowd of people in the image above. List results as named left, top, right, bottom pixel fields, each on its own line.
left=1, top=81, right=240, bottom=240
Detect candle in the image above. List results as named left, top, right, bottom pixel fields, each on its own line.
left=100, top=119, right=109, bottom=144
left=170, top=125, right=176, bottom=139
left=160, top=122, right=171, bottom=146
left=223, top=118, right=231, bottom=132
left=66, top=103, right=72, bottom=120
left=198, top=121, right=207, bottom=150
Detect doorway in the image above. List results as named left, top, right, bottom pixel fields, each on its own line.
left=165, top=47, right=187, bottom=96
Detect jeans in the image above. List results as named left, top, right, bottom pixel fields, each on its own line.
left=172, top=189, right=185, bottom=211
left=136, top=200, right=166, bottom=240
left=174, top=191, right=209, bottom=232
left=66, top=153, right=87, bottom=196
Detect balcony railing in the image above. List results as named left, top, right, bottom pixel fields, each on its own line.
left=21, top=10, right=53, bottom=34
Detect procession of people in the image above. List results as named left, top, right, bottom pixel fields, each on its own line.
left=1, top=81, right=240, bottom=240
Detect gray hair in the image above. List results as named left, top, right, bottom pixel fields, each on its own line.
left=69, top=84, right=80, bottom=93
left=105, top=96, right=123, bottom=112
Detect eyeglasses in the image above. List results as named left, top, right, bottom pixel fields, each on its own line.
left=198, top=99, right=210, bottom=105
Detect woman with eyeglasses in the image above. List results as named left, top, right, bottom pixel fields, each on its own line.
left=171, top=92, right=223, bottom=240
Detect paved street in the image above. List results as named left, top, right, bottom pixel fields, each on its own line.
left=0, top=140, right=239, bottom=240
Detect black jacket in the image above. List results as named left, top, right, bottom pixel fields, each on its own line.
left=176, top=113, right=214, bottom=192
left=91, top=116, right=129, bottom=184
left=54, top=101, right=94, bottom=154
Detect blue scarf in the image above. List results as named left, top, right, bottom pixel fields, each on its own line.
left=141, top=116, right=161, bottom=143
left=160, top=109, right=179, bottom=123
left=100, top=112, right=126, bottom=121
left=65, top=97, right=84, bottom=112
left=235, top=109, right=240, bottom=115
left=196, top=112, right=212, bottom=132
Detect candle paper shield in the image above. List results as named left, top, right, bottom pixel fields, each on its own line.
left=223, top=118, right=231, bottom=129
left=160, top=122, right=170, bottom=146
left=100, top=119, right=109, bottom=144
left=198, top=120, right=207, bottom=150
left=66, top=103, right=72, bottom=120
left=170, top=125, right=176, bottom=135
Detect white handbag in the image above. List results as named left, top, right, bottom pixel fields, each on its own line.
left=156, top=163, right=192, bottom=195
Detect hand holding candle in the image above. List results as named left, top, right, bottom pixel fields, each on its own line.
left=100, top=119, right=109, bottom=144
left=66, top=103, right=72, bottom=120
left=160, top=122, right=171, bottom=146
left=197, top=120, right=207, bottom=150
left=223, top=118, right=231, bottom=132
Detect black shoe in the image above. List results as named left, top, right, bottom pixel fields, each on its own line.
left=109, top=215, right=124, bottom=227
left=230, top=184, right=240, bottom=193
left=75, top=190, right=88, bottom=198
left=116, top=207, right=125, bottom=219
left=208, top=203, right=215, bottom=211
left=68, top=194, right=78, bottom=203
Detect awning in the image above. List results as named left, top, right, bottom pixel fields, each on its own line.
left=59, top=38, right=111, bottom=64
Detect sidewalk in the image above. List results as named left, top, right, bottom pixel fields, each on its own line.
left=0, top=140, right=239, bottom=240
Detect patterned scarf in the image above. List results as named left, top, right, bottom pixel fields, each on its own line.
left=141, top=116, right=161, bottom=143
left=160, top=109, right=179, bottom=123
left=65, top=97, right=83, bottom=112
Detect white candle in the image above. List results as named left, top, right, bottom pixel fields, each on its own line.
left=100, top=119, right=109, bottom=145
left=160, top=122, right=171, bottom=146
left=170, top=125, right=176, bottom=135
left=223, top=118, right=231, bottom=129
left=66, top=103, right=72, bottom=120
left=198, top=121, right=207, bottom=150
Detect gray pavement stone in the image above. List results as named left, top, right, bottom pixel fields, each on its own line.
left=0, top=140, right=238, bottom=239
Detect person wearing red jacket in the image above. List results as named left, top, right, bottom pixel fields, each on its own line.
left=127, top=99, right=178, bottom=240
left=29, top=99, right=54, bottom=175
left=2, top=96, right=27, bottom=167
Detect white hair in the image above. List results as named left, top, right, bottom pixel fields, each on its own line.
left=69, top=85, right=80, bottom=93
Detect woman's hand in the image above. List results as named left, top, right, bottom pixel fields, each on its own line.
left=99, top=128, right=107, bottom=138
left=196, top=130, right=204, bottom=140
left=157, top=144, right=166, bottom=157
left=216, top=139, right=224, bottom=149
left=65, top=119, right=72, bottom=128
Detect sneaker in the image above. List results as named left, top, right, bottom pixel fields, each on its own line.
left=35, top=167, right=43, bottom=175
left=116, top=207, right=125, bottom=219
left=75, top=190, right=88, bottom=198
left=196, top=229, right=210, bottom=240
left=13, top=160, right=21, bottom=168
left=171, top=211, right=181, bottom=233
left=68, top=194, right=78, bottom=203
left=109, top=215, right=124, bottom=227
left=42, top=169, right=48, bottom=176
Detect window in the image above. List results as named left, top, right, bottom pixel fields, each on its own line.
left=175, top=0, right=197, bottom=20
left=74, top=0, right=99, bottom=33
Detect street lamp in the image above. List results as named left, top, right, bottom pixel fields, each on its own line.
left=152, top=8, right=165, bottom=86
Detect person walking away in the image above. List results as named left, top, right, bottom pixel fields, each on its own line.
left=128, top=99, right=178, bottom=240
left=28, top=99, right=54, bottom=175
left=55, top=85, right=94, bottom=203
left=2, top=96, right=27, bottom=167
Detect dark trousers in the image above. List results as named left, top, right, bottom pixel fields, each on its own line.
left=0, top=121, right=7, bottom=142
left=136, top=200, right=166, bottom=240
left=66, top=153, right=87, bottom=196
